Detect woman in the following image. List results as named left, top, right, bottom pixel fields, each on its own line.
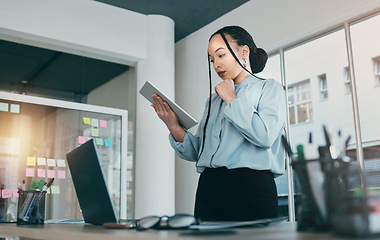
left=151, top=26, right=286, bottom=221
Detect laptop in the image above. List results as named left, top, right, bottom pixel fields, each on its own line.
left=66, top=139, right=118, bottom=225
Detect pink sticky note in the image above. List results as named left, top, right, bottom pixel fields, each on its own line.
left=99, top=120, right=107, bottom=128
left=57, top=170, right=66, bottom=179
left=47, top=169, right=55, bottom=179
left=1, top=189, right=12, bottom=198
left=37, top=168, right=46, bottom=178
left=13, top=189, right=19, bottom=198
left=78, top=136, right=86, bottom=145
left=26, top=167, right=35, bottom=177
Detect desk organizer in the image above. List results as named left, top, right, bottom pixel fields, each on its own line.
left=292, top=157, right=380, bottom=237
left=17, top=190, right=46, bottom=225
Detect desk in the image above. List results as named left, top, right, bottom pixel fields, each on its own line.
left=0, top=222, right=379, bottom=240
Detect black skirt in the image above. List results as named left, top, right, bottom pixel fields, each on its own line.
left=194, top=167, right=279, bottom=221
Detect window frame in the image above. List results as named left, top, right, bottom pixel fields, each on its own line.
left=344, top=66, right=351, bottom=94
left=318, top=73, right=328, bottom=100
left=287, top=79, right=313, bottom=125
left=374, top=57, right=380, bottom=86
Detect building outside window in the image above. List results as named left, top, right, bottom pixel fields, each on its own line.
left=318, top=73, right=328, bottom=100
left=288, top=80, right=312, bottom=125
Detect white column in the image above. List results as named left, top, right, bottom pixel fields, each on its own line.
left=135, top=15, right=175, bottom=218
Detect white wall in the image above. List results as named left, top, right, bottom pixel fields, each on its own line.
left=0, top=0, right=176, bottom=219
left=174, top=0, right=380, bottom=214
left=0, top=0, right=147, bottom=66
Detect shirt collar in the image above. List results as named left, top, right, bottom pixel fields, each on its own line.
left=235, top=75, right=260, bottom=89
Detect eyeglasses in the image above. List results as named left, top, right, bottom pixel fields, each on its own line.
left=135, top=214, right=200, bottom=231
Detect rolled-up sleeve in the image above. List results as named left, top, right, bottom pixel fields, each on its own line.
left=169, top=131, right=199, bottom=162
left=224, top=79, right=286, bottom=149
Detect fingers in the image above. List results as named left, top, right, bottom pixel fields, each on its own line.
left=152, top=94, right=164, bottom=112
left=151, top=94, right=173, bottom=117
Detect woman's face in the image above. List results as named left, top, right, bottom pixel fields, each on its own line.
left=208, top=34, right=247, bottom=82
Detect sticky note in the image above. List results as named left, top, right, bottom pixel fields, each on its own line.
left=13, top=189, right=19, bottom=198
left=1, top=189, right=12, bottom=198
left=78, top=136, right=86, bottom=145
left=37, top=157, right=47, bottom=166
left=26, top=167, right=35, bottom=177
left=0, top=102, right=8, bottom=112
left=95, top=138, right=104, bottom=146
left=104, top=139, right=112, bottom=147
left=37, top=168, right=46, bottom=178
left=56, top=159, right=66, bottom=168
left=91, top=119, right=99, bottom=127
left=83, top=117, right=91, bottom=125
left=26, top=157, right=36, bottom=166
left=10, top=104, right=20, bottom=113
left=57, top=170, right=66, bottom=179
left=46, top=188, right=51, bottom=194
left=47, top=159, right=56, bottom=167
left=99, top=120, right=107, bottom=128
left=91, top=128, right=99, bottom=137
left=51, top=186, right=60, bottom=194
left=47, top=170, right=55, bottom=178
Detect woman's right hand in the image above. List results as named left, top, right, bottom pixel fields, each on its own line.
left=151, top=94, right=179, bottom=128
left=151, top=94, right=185, bottom=142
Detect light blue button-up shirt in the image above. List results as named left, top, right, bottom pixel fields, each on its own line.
left=169, top=75, right=286, bottom=177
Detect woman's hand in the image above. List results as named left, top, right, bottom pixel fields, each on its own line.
left=152, top=94, right=178, bottom=127
left=151, top=94, right=185, bottom=142
left=215, top=79, right=237, bottom=105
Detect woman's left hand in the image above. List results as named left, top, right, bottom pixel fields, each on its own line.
left=215, top=79, right=237, bottom=105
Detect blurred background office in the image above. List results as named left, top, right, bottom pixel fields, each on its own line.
left=0, top=0, right=380, bottom=222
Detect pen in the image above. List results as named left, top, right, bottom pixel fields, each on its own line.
left=281, top=135, right=293, bottom=158
left=22, top=180, right=45, bottom=221
left=322, top=125, right=331, bottom=147
left=18, top=180, right=39, bottom=219
left=345, top=135, right=351, bottom=150
left=35, top=178, right=55, bottom=203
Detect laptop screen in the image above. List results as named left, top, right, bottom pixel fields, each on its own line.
left=66, top=139, right=117, bottom=225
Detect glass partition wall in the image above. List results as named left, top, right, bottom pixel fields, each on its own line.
left=0, top=40, right=136, bottom=220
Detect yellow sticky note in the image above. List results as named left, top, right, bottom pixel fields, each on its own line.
left=27, top=157, right=36, bottom=166
left=91, top=128, right=99, bottom=137
left=83, top=117, right=91, bottom=125
left=51, top=185, right=60, bottom=194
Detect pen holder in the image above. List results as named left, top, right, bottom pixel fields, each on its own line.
left=291, top=158, right=329, bottom=232
left=17, top=190, right=46, bottom=225
left=324, top=159, right=374, bottom=237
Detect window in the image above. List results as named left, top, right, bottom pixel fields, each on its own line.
left=344, top=66, right=351, bottom=94
left=374, top=57, right=380, bottom=85
left=288, top=80, right=312, bottom=125
left=318, top=74, right=328, bottom=100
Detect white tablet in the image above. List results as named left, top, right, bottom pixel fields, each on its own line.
left=139, top=81, right=198, bottom=129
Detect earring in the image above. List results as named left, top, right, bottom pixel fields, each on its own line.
left=243, top=59, right=247, bottom=68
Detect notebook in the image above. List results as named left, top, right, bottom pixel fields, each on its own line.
left=66, top=139, right=117, bottom=225
left=139, top=80, right=198, bottom=129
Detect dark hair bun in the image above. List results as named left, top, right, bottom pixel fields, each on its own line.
left=250, top=48, right=268, bottom=74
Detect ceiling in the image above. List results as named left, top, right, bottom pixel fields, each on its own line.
left=95, top=0, right=249, bottom=42
left=0, top=0, right=248, bottom=100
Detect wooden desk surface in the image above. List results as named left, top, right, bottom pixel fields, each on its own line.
left=0, top=222, right=379, bottom=240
